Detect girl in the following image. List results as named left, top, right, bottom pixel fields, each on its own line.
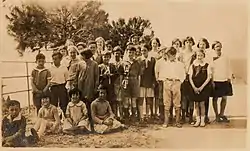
left=63, top=88, right=90, bottom=135
left=60, top=46, right=71, bottom=68
left=149, top=37, right=161, bottom=60
left=95, top=37, right=105, bottom=55
left=189, top=50, right=212, bottom=127
left=179, top=36, right=196, bottom=124
left=197, top=38, right=214, bottom=124
left=172, top=38, right=183, bottom=61
left=211, top=41, right=233, bottom=123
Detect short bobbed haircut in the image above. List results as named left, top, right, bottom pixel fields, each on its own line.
left=172, top=38, right=182, bottom=47
left=183, top=36, right=195, bottom=46
left=197, top=38, right=210, bottom=49
left=212, top=41, right=222, bottom=49
left=150, top=37, right=161, bottom=47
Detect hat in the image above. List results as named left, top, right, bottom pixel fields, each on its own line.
left=76, top=42, right=86, bottom=48
left=113, top=46, right=122, bottom=53
left=80, top=48, right=93, bottom=59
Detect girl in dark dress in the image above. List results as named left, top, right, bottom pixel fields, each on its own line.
left=189, top=50, right=212, bottom=127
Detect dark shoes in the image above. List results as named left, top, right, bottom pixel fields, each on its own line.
left=215, top=115, right=230, bottom=123
left=30, top=128, right=39, bottom=142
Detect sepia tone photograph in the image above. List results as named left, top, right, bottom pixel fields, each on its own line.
left=0, top=0, right=248, bottom=149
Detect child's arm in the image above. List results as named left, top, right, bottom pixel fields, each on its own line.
left=155, top=60, right=160, bottom=81
left=107, top=102, right=115, bottom=118
left=94, top=63, right=100, bottom=93
left=91, top=102, right=103, bottom=124
left=30, top=70, right=40, bottom=93
left=6, top=116, right=26, bottom=141
left=43, top=70, right=52, bottom=92
left=198, top=64, right=212, bottom=91
left=188, top=65, right=198, bottom=92
left=80, top=103, right=88, bottom=120
left=65, top=104, right=73, bottom=124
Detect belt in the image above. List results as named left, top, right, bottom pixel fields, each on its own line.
left=165, top=78, right=180, bottom=82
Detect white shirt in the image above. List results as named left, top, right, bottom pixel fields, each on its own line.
left=212, top=54, right=232, bottom=81
left=204, top=49, right=217, bottom=68
left=50, top=64, right=69, bottom=85
left=149, top=50, right=162, bottom=60
left=155, top=58, right=185, bottom=82
left=179, top=50, right=195, bottom=74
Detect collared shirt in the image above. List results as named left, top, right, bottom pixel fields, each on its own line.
left=188, top=60, right=212, bottom=76
left=155, top=58, right=185, bottom=82
left=212, top=54, right=232, bottom=81
left=50, top=64, right=69, bottom=85
left=38, top=104, right=58, bottom=121
left=66, top=101, right=88, bottom=123
left=2, top=113, right=26, bottom=139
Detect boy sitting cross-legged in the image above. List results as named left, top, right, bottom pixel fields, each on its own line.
left=91, top=84, right=127, bottom=134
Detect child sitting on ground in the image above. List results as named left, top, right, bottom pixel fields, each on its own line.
left=91, top=84, right=127, bottom=134
left=31, top=93, right=61, bottom=140
left=63, top=88, right=90, bottom=135
left=2, top=100, right=37, bottom=147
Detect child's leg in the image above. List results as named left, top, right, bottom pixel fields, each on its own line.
left=200, top=101, right=206, bottom=127
left=146, top=97, right=153, bottom=118
left=193, top=102, right=201, bottom=127
left=118, top=101, right=124, bottom=120
left=33, top=93, right=42, bottom=115
left=137, top=97, right=144, bottom=120
left=158, top=81, right=165, bottom=121
left=33, top=118, right=42, bottom=131
left=162, top=81, right=171, bottom=127
left=131, top=97, right=137, bottom=121
left=188, top=99, right=194, bottom=124
left=219, top=96, right=230, bottom=122
left=204, top=97, right=210, bottom=123
left=37, top=119, right=48, bottom=137
left=123, top=97, right=130, bottom=122
left=58, top=85, right=69, bottom=115
left=212, top=97, right=220, bottom=120
left=173, top=81, right=182, bottom=128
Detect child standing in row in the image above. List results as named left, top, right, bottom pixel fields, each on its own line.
left=63, top=88, right=90, bottom=134
left=189, top=50, right=212, bottom=127
left=31, top=53, right=51, bottom=114
left=211, top=41, right=233, bottom=123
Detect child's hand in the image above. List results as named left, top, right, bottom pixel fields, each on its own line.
left=193, top=87, right=200, bottom=94
left=197, top=86, right=204, bottom=92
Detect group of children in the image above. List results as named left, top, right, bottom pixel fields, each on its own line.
left=2, top=35, right=233, bottom=147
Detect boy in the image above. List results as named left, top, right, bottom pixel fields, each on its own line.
left=49, top=52, right=69, bottom=114
left=138, top=44, right=156, bottom=124
left=76, top=42, right=86, bottom=53
left=31, top=53, right=51, bottom=114
left=105, top=40, right=113, bottom=52
left=2, top=100, right=29, bottom=147
left=88, top=40, right=102, bottom=64
left=156, top=47, right=185, bottom=128
left=31, top=93, right=61, bottom=140
left=91, top=85, right=126, bottom=134
left=122, top=46, right=141, bottom=123
left=112, top=46, right=125, bottom=121
left=99, top=50, right=117, bottom=116
left=79, top=48, right=99, bottom=131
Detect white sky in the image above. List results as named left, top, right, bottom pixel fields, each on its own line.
left=0, top=0, right=248, bottom=60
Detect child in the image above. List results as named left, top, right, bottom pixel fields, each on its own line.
left=2, top=100, right=28, bottom=147
left=95, top=37, right=105, bottom=55
left=76, top=42, right=86, bottom=54
left=172, top=38, right=183, bottom=61
left=79, top=48, right=99, bottom=131
left=157, top=47, right=185, bottom=128
left=112, top=46, right=125, bottom=121
left=138, top=44, right=156, bottom=123
left=122, top=46, right=141, bottom=123
left=149, top=37, right=162, bottom=60
left=211, top=41, right=233, bottom=123
left=98, top=50, right=116, bottom=116
left=189, top=50, right=212, bottom=127
left=105, top=40, right=113, bottom=52
left=31, top=93, right=61, bottom=140
left=31, top=53, right=51, bottom=114
left=130, top=34, right=140, bottom=46
left=60, top=46, right=70, bottom=67
left=179, top=36, right=196, bottom=124
left=63, top=88, right=90, bottom=134
left=91, top=85, right=126, bottom=134
left=88, top=40, right=103, bottom=64
left=49, top=52, right=69, bottom=114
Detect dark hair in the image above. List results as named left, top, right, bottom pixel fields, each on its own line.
left=183, top=36, right=195, bottom=46
left=150, top=37, right=161, bottom=47
left=172, top=38, right=182, bottom=47
left=69, top=88, right=82, bottom=98
left=76, top=42, right=86, bottom=48
left=52, top=52, right=63, bottom=59
left=40, top=92, right=51, bottom=100
left=141, top=44, right=150, bottom=51
left=97, top=84, right=107, bottom=91
left=87, top=40, right=97, bottom=46
left=197, top=38, right=210, bottom=49
left=212, top=41, right=222, bottom=49
left=6, top=100, right=21, bottom=109
left=166, top=47, right=177, bottom=56
left=126, top=42, right=134, bottom=47
left=80, top=48, right=93, bottom=59
left=103, top=51, right=112, bottom=57
left=196, top=49, right=206, bottom=57
left=36, top=53, right=46, bottom=61
left=127, top=46, right=136, bottom=52
left=113, top=46, right=122, bottom=53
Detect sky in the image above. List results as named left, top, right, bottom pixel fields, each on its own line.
left=0, top=0, right=248, bottom=60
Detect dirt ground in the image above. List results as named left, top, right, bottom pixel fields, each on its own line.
left=21, top=106, right=246, bottom=148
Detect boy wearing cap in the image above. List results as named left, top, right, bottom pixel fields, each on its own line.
left=155, top=47, right=185, bottom=128
left=91, top=85, right=126, bottom=134
left=98, top=50, right=117, bottom=116
left=122, top=46, right=141, bottom=123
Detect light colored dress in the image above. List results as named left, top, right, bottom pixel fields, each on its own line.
left=63, top=101, right=90, bottom=131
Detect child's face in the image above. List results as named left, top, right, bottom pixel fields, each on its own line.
left=71, top=93, right=80, bottom=103
left=97, top=40, right=104, bottom=48
left=168, top=54, right=176, bottom=62
left=103, top=55, right=111, bottom=64
left=36, top=59, right=45, bottom=68
left=196, top=51, right=205, bottom=61
left=135, top=49, right=142, bottom=57
left=52, top=55, right=61, bottom=65
left=8, top=105, right=20, bottom=119
left=106, top=44, right=112, bottom=51
left=69, top=49, right=77, bottom=59
left=198, top=41, right=206, bottom=50
left=185, top=40, right=193, bottom=48
left=41, top=97, right=50, bottom=107
left=151, top=39, right=158, bottom=49
left=99, top=89, right=106, bottom=100
left=114, top=51, right=121, bottom=61
left=128, top=50, right=135, bottom=60
left=89, top=44, right=97, bottom=52
left=141, top=47, right=149, bottom=57
left=173, top=41, right=181, bottom=50
left=77, top=45, right=84, bottom=52
left=60, top=49, right=67, bottom=57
